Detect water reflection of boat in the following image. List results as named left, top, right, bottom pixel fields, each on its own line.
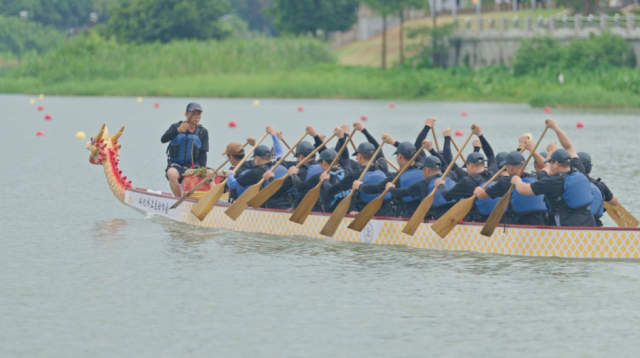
left=88, top=124, right=640, bottom=260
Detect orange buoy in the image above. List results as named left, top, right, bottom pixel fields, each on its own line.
left=228, top=120, right=237, bottom=128
left=544, top=106, right=551, bottom=113
left=36, top=131, right=45, bottom=136
left=455, top=130, right=463, bottom=137
left=577, top=121, right=584, bottom=129
left=45, top=114, right=52, bottom=120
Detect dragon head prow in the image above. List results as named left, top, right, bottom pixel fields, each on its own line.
left=87, top=123, right=125, bottom=165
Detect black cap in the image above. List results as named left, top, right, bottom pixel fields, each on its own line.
left=393, top=142, right=416, bottom=156
left=319, top=148, right=337, bottom=162
left=505, top=151, right=525, bottom=165
left=251, top=145, right=272, bottom=158
left=578, top=152, right=591, bottom=165
left=295, top=141, right=314, bottom=156
left=186, top=102, right=203, bottom=112
left=496, top=152, right=508, bottom=168
left=352, top=142, right=375, bottom=156
left=465, top=152, right=485, bottom=165
left=422, top=156, right=441, bottom=169
left=544, top=149, right=571, bottom=163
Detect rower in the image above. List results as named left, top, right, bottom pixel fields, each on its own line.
left=578, top=152, right=619, bottom=227
left=290, top=127, right=352, bottom=212
left=161, top=102, right=209, bottom=197
left=324, top=122, right=393, bottom=216
left=511, top=119, right=596, bottom=227
left=433, top=124, right=499, bottom=222
left=226, top=126, right=283, bottom=204
left=474, top=151, right=548, bottom=225
left=385, top=148, right=457, bottom=220
left=274, top=126, right=326, bottom=207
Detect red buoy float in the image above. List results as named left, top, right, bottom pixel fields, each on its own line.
left=45, top=114, right=52, bottom=120
left=154, top=102, right=160, bottom=108
left=228, top=120, right=237, bottom=128
left=455, top=130, right=463, bottom=137
left=544, top=106, right=551, bottom=113
left=389, top=103, right=395, bottom=109
left=360, top=115, right=367, bottom=121
left=461, top=111, right=468, bottom=117
left=37, top=105, right=43, bottom=111
left=297, top=106, right=304, bottom=112
left=576, top=121, right=584, bottom=129
left=36, top=131, right=45, bottom=136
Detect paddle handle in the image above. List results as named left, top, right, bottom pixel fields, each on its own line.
left=480, top=166, right=508, bottom=190
left=294, top=134, right=336, bottom=169
left=350, top=138, right=357, bottom=151
left=323, top=129, right=358, bottom=174
left=450, top=137, right=468, bottom=164
left=281, top=137, right=291, bottom=150
left=432, top=125, right=440, bottom=152
left=518, top=126, right=549, bottom=176
left=232, top=133, right=269, bottom=174
left=385, top=158, right=399, bottom=171
left=270, top=132, right=308, bottom=172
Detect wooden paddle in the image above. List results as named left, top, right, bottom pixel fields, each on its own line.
left=604, top=201, right=639, bottom=228
left=319, top=143, right=386, bottom=237
left=432, top=125, right=440, bottom=152
left=191, top=133, right=269, bottom=221
left=290, top=129, right=358, bottom=225
left=170, top=141, right=250, bottom=209
left=246, top=134, right=336, bottom=209
left=348, top=143, right=426, bottom=232
left=450, top=137, right=467, bottom=165
left=480, top=127, right=549, bottom=237
left=402, top=132, right=474, bottom=236
left=224, top=133, right=308, bottom=220
left=431, top=166, right=508, bottom=238
left=385, top=158, right=399, bottom=171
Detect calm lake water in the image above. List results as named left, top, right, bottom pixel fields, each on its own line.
left=3, top=94, right=640, bottom=357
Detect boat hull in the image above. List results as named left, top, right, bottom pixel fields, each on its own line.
left=125, top=188, right=640, bottom=260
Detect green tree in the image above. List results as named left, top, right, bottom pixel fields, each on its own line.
left=0, top=0, right=119, bottom=28
left=0, top=14, right=66, bottom=55
left=104, top=0, right=230, bottom=43
left=229, top=0, right=273, bottom=33
left=269, top=0, right=359, bottom=36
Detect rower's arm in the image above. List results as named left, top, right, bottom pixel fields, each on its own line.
left=443, top=136, right=453, bottom=165
left=609, top=195, right=619, bottom=206
left=161, top=124, right=179, bottom=143
left=227, top=172, right=243, bottom=190
left=313, top=135, right=326, bottom=154
left=550, top=120, right=578, bottom=158
left=429, top=149, right=447, bottom=167
left=414, top=125, right=431, bottom=154
left=360, top=175, right=392, bottom=194
left=478, top=135, right=496, bottom=168
left=271, top=134, right=284, bottom=160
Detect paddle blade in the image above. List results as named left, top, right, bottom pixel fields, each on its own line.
left=247, top=178, right=285, bottom=209
left=431, top=197, right=475, bottom=238
left=402, top=193, right=434, bottom=236
left=348, top=196, right=384, bottom=232
left=480, top=188, right=512, bottom=237
left=320, top=194, right=353, bottom=237
left=289, top=184, right=321, bottom=225
left=224, top=183, right=262, bottom=221
left=604, top=201, right=639, bottom=228
left=191, top=183, right=226, bottom=221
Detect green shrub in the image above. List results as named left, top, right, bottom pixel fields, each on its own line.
left=0, top=15, right=66, bottom=56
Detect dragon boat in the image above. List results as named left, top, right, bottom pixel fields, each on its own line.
left=88, top=124, right=640, bottom=260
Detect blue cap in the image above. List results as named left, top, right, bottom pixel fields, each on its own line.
left=251, top=145, right=272, bottom=158
left=466, top=152, right=485, bottom=164
left=544, top=149, right=571, bottom=163
left=422, top=156, right=441, bottom=168
left=352, top=142, right=375, bottom=156
left=578, top=152, right=591, bottom=165
left=295, top=141, right=314, bottom=156
left=505, top=151, right=525, bottom=165
left=496, top=152, right=508, bottom=168
left=319, top=148, right=338, bottom=161
left=186, top=102, right=203, bottom=112
left=393, top=142, right=416, bottom=156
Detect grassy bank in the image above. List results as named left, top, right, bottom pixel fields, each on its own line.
left=3, top=65, right=640, bottom=107
left=2, top=34, right=640, bottom=107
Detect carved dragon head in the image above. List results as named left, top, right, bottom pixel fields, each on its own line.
left=87, top=124, right=132, bottom=197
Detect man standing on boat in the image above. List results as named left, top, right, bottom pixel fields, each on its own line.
left=511, top=119, right=596, bottom=227
left=161, top=102, right=209, bottom=197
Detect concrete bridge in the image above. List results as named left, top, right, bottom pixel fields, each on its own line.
left=449, top=14, right=640, bottom=68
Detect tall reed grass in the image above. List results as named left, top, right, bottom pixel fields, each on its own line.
left=11, top=32, right=336, bottom=83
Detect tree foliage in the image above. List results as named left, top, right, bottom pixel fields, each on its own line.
left=104, top=0, right=230, bottom=43
left=513, top=32, right=636, bottom=75
left=0, top=15, right=65, bottom=55
left=269, top=0, right=359, bottom=35
left=229, top=0, right=273, bottom=32
left=0, top=0, right=119, bottom=28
